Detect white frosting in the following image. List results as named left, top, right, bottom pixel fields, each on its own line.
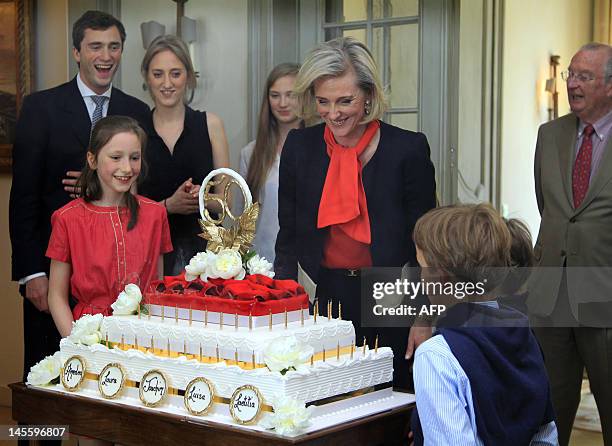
left=59, top=338, right=393, bottom=404
left=101, top=315, right=355, bottom=363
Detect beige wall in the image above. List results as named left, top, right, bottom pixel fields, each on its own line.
left=120, top=0, right=249, bottom=169
left=0, top=0, right=69, bottom=407
left=500, top=0, right=593, bottom=235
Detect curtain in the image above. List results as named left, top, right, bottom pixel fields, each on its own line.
left=594, top=0, right=612, bottom=44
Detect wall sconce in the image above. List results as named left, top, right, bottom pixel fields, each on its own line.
left=140, top=0, right=200, bottom=102
left=545, top=55, right=560, bottom=121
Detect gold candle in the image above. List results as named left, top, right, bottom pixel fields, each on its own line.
left=151, top=336, right=154, bottom=353
left=184, top=340, right=187, bottom=355
left=175, top=304, right=178, bottom=324
left=310, top=354, right=314, bottom=367
left=301, top=306, right=304, bottom=326
left=336, top=342, right=340, bottom=360
left=216, top=344, right=220, bottom=362
left=219, top=312, right=224, bottom=330
left=284, top=308, right=288, bottom=329
left=105, top=332, right=109, bottom=346
left=137, top=304, right=141, bottom=319
left=249, top=311, right=253, bottom=331
left=235, top=312, right=239, bottom=331
left=189, top=306, right=193, bottom=326
left=362, top=337, right=367, bottom=356
left=205, top=307, right=208, bottom=327
left=374, top=335, right=379, bottom=354
left=161, top=304, right=165, bottom=322
left=167, top=338, right=171, bottom=356
left=323, top=347, right=326, bottom=362
left=327, top=300, right=331, bottom=320
left=338, top=302, right=342, bottom=320
left=314, top=300, right=318, bottom=324
left=135, top=335, right=139, bottom=350
left=199, top=344, right=202, bottom=362
left=252, top=351, right=256, bottom=369
left=234, top=348, right=239, bottom=364
left=121, top=335, right=125, bottom=350
left=350, top=341, right=355, bottom=359
left=269, top=309, right=273, bottom=331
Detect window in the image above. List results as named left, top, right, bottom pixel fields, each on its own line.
left=323, top=0, right=420, bottom=131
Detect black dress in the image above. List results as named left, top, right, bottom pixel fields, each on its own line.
left=140, top=106, right=213, bottom=275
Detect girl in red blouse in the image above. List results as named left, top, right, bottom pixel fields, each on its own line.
left=47, top=116, right=173, bottom=337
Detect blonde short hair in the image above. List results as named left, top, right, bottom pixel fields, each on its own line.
left=413, top=203, right=512, bottom=290
left=141, top=35, right=197, bottom=100
left=294, top=37, right=387, bottom=123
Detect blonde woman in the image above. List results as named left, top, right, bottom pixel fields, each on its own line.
left=239, top=63, right=301, bottom=263
left=274, top=37, right=436, bottom=389
left=139, top=35, right=230, bottom=275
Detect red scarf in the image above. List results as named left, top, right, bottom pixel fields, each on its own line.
left=317, top=120, right=380, bottom=244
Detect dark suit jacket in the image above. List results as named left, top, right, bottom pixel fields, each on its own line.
left=274, top=121, right=437, bottom=281
left=530, top=112, right=612, bottom=325
left=9, top=77, right=150, bottom=281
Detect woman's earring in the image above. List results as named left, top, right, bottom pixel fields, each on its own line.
left=364, top=100, right=371, bottom=115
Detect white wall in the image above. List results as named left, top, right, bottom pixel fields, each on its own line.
left=501, top=0, right=592, bottom=236
left=120, top=0, right=249, bottom=169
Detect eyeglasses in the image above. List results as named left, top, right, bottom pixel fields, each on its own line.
left=561, top=70, right=597, bottom=82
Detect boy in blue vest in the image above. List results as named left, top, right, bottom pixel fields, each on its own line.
left=409, top=203, right=558, bottom=445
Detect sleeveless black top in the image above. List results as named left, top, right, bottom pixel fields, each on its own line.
left=140, top=106, right=213, bottom=275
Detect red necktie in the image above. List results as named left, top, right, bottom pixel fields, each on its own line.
left=572, top=125, right=595, bottom=208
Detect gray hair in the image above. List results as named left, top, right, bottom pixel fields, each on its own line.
left=579, top=42, right=612, bottom=83
left=293, top=37, right=387, bottom=123
left=141, top=35, right=197, bottom=98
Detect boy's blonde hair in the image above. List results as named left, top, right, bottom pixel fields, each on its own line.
left=413, top=203, right=512, bottom=290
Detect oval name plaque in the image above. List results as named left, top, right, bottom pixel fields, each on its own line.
left=98, top=363, right=126, bottom=399
left=61, top=356, right=86, bottom=391
left=139, top=370, right=168, bottom=407
left=229, top=384, right=263, bottom=425
left=184, top=377, right=215, bottom=415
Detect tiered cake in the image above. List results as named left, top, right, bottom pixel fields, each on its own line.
left=29, top=169, right=396, bottom=434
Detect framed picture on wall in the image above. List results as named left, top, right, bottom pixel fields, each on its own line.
left=0, top=0, right=33, bottom=172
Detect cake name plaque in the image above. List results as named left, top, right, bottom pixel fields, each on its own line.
left=229, top=385, right=263, bottom=424
left=184, top=377, right=215, bottom=415
left=98, top=363, right=125, bottom=399
left=139, top=370, right=168, bottom=407
left=61, top=356, right=86, bottom=391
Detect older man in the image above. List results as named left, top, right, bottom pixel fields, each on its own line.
left=531, top=43, right=612, bottom=445
left=9, top=10, right=149, bottom=380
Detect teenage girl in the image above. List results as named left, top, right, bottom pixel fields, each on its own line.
left=47, top=115, right=172, bottom=337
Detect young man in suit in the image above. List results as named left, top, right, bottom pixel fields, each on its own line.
left=531, top=43, right=612, bottom=445
left=9, top=10, right=149, bottom=380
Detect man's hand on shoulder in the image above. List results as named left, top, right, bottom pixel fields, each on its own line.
left=25, top=276, right=50, bottom=312
left=63, top=171, right=82, bottom=198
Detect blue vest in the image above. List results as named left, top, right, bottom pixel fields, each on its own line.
left=411, top=302, right=555, bottom=446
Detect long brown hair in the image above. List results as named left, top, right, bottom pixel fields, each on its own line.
left=246, top=63, right=300, bottom=200
left=77, top=116, right=148, bottom=230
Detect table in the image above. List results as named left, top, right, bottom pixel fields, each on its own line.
left=10, top=383, right=414, bottom=445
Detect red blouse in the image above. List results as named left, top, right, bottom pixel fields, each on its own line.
left=46, top=196, right=173, bottom=319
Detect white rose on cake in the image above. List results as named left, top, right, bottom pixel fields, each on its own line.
left=264, top=336, right=314, bottom=374
left=264, top=395, right=314, bottom=435
left=111, top=283, right=142, bottom=315
left=209, top=248, right=246, bottom=280
left=185, top=250, right=216, bottom=281
left=68, top=313, right=103, bottom=346
left=26, top=351, right=62, bottom=386
left=246, top=254, right=275, bottom=278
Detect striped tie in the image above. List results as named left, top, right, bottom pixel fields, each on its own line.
left=91, top=95, right=108, bottom=131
